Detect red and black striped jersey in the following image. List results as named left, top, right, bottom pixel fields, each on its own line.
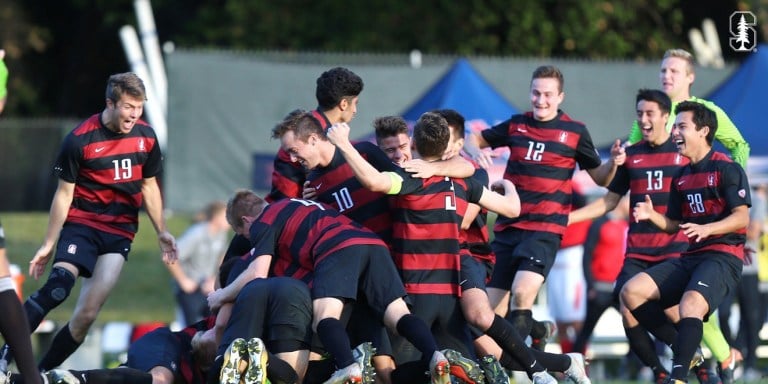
left=265, top=109, right=331, bottom=203
left=389, top=173, right=484, bottom=296
left=54, top=114, right=162, bottom=240
left=460, top=157, right=494, bottom=263
left=266, top=148, right=305, bottom=203
left=307, top=142, right=398, bottom=242
left=668, top=150, right=751, bottom=260
left=246, top=198, right=386, bottom=285
left=608, top=137, right=689, bottom=261
left=482, top=111, right=602, bottom=235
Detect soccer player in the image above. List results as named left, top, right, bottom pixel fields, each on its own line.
left=0, top=73, right=178, bottom=372
left=266, top=67, right=364, bottom=202
left=466, top=65, right=625, bottom=347
left=373, top=116, right=412, bottom=167
left=220, top=190, right=453, bottom=384
left=624, top=101, right=750, bottom=384
left=627, top=48, right=749, bottom=169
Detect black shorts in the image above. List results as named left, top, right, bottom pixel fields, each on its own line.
left=487, top=229, right=561, bottom=290
left=54, top=223, right=131, bottom=278
left=613, top=257, right=666, bottom=302
left=392, top=294, right=474, bottom=364
left=312, top=244, right=406, bottom=320
left=126, top=327, right=186, bottom=375
left=460, top=253, right=488, bottom=292
left=645, top=253, right=743, bottom=317
left=218, top=277, right=313, bottom=356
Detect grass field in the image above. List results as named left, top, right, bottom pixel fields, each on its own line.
left=2, top=211, right=199, bottom=324
left=3, top=212, right=767, bottom=382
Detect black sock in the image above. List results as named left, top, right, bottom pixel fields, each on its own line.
left=304, top=359, right=335, bottom=384
left=530, top=349, right=569, bottom=372
left=625, top=325, right=667, bottom=376
left=38, top=323, right=83, bottom=371
left=391, top=360, right=429, bottom=384
left=395, top=314, right=437, bottom=365
left=498, top=351, right=518, bottom=370
left=486, top=315, right=538, bottom=371
left=69, top=368, right=152, bottom=384
left=530, top=320, right=547, bottom=339
left=630, top=302, right=677, bottom=345
left=671, top=317, right=703, bottom=380
left=316, top=318, right=355, bottom=369
left=265, top=353, right=298, bottom=384
left=505, top=309, right=533, bottom=338
left=0, top=288, right=41, bottom=384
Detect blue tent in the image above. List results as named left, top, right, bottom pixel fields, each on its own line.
left=401, top=58, right=519, bottom=125
left=707, top=44, right=768, bottom=156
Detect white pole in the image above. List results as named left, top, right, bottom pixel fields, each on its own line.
left=134, top=0, right=167, bottom=114
left=119, top=25, right=168, bottom=150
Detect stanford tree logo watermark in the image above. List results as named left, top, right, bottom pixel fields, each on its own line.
left=729, top=11, right=757, bottom=52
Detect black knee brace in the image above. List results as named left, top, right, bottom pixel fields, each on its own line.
left=24, top=267, right=76, bottom=327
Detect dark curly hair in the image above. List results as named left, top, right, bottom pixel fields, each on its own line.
left=315, top=67, right=363, bottom=111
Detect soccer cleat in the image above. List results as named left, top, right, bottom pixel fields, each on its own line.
left=322, top=363, right=363, bottom=384
left=244, top=338, right=268, bottom=384
left=352, top=342, right=376, bottom=384
left=716, top=348, right=741, bottom=384
left=0, top=372, right=11, bottom=384
left=531, top=320, right=557, bottom=352
left=479, top=355, right=510, bottom=384
left=564, top=352, right=591, bottom=384
left=42, top=370, right=80, bottom=384
left=531, top=370, right=557, bottom=384
left=655, top=371, right=670, bottom=384
left=430, top=350, right=451, bottom=384
left=441, top=349, right=485, bottom=384
left=220, top=338, right=249, bottom=384
left=693, top=366, right=720, bottom=384
left=689, top=347, right=705, bottom=370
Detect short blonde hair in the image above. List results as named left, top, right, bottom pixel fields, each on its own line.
left=663, top=49, right=695, bottom=75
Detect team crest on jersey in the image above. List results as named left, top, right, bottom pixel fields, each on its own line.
left=708, top=173, right=715, bottom=186
left=739, top=189, right=746, bottom=198
left=67, top=244, right=77, bottom=254
left=138, top=139, right=146, bottom=152
left=559, top=132, right=568, bottom=143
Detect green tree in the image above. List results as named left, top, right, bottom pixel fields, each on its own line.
left=0, top=0, right=741, bottom=117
